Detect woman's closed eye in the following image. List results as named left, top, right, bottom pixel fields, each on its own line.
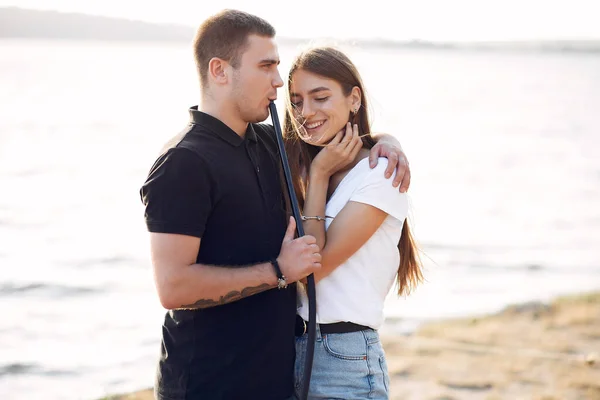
left=292, top=97, right=328, bottom=108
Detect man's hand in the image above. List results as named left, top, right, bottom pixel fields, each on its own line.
left=277, top=217, right=321, bottom=283
left=368, top=140, right=411, bottom=193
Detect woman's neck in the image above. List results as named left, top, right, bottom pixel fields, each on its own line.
left=327, top=147, right=370, bottom=198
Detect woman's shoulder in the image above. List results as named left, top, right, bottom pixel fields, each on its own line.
left=353, top=157, right=406, bottom=198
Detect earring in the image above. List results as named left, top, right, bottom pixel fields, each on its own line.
left=353, top=105, right=360, bottom=115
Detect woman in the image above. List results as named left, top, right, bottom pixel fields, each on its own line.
left=283, top=47, right=424, bottom=399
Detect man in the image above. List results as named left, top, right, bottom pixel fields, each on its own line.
left=140, top=9, right=411, bottom=400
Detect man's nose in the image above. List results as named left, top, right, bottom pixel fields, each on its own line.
left=273, top=70, right=284, bottom=88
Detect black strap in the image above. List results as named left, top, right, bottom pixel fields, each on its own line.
left=270, top=259, right=284, bottom=280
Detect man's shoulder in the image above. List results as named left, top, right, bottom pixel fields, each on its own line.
left=146, top=126, right=211, bottom=175
left=157, top=123, right=223, bottom=164
left=144, top=145, right=208, bottom=185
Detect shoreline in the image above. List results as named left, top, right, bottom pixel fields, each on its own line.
left=101, top=291, right=600, bottom=400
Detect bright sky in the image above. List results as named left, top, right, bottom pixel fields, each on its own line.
left=1, top=0, right=598, bottom=41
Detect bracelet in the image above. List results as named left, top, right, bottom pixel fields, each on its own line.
left=270, top=259, right=288, bottom=289
left=301, top=215, right=326, bottom=221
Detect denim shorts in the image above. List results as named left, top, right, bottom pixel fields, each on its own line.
left=294, top=326, right=390, bottom=399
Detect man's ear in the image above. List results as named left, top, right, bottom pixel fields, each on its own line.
left=207, top=57, right=229, bottom=85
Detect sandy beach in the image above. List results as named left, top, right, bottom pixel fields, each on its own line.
left=103, top=291, right=600, bottom=400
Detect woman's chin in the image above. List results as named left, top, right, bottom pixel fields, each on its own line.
left=305, top=137, right=327, bottom=146
left=305, top=130, right=340, bottom=146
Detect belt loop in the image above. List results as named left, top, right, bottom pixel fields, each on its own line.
left=316, top=323, right=323, bottom=340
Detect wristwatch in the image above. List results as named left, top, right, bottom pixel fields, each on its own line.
left=270, top=259, right=288, bottom=289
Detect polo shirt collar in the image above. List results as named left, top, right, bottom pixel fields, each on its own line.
left=189, top=106, right=257, bottom=146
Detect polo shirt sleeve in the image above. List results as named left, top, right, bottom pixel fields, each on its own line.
left=139, top=147, right=212, bottom=238
left=349, top=158, right=408, bottom=222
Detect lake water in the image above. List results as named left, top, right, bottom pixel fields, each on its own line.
left=1, top=39, right=599, bottom=400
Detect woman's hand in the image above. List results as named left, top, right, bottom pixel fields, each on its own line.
left=310, top=122, right=363, bottom=179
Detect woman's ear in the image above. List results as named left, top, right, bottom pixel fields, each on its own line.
left=350, top=86, right=362, bottom=112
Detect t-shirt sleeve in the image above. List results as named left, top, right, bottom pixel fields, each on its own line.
left=349, top=158, right=408, bottom=222
left=139, top=147, right=212, bottom=238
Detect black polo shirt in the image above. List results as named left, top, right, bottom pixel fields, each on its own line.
left=140, top=107, right=296, bottom=400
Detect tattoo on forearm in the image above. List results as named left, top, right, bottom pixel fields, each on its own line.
left=178, top=283, right=272, bottom=309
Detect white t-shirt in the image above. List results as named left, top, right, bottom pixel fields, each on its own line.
left=297, top=157, right=408, bottom=330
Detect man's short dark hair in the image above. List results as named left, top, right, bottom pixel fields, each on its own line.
left=193, top=9, right=276, bottom=88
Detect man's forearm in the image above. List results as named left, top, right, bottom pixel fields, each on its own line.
left=160, top=261, right=278, bottom=310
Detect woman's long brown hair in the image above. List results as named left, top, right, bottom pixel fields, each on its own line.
left=282, top=47, right=423, bottom=296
